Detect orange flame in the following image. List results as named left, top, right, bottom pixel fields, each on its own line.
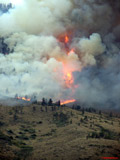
left=17, top=97, right=31, bottom=101
left=65, top=35, right=69, bottom=43
left=61, top=99, right=76, bottom=105
left=64, top=72, right=74, bottom=88
left=67, top=48, right=74, bottom=55
left=56, top=33, right=79, bottom=103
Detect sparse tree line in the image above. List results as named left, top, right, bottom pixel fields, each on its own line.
left=72, top=105, right=96, bottom=112
left=72, top=105, right=116, bottom=118
left=72, top=105, right=97, bottom=115
left=40, top=98, right=60, bottom=107
left=14, top=94, right=117, bottom=118
left=12, top=97, right=62, bottom=121
left=32, top=98, right=61, bottom=113
left=15, top=94, right=61, bottom=107
left=30, top=96, right=61, bottom=107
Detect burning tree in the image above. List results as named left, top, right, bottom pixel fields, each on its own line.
left=15, top=94, right=31, bottom=102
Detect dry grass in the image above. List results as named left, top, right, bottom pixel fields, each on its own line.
left=0, top=104, right=120, bottom=160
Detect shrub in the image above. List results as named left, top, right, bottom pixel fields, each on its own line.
left=51, top=129, right=56, bottom=133
left=28, top=128, right=35, bottom=134
left=70, top=119, right=72, bottom=124
left=80, top=118, right=83, bottom=123
left=37, top=121, right=43, bottom=124
left=16, top=146, right=33, bottom=160
left=53, top=112, right=69, bottom=127
left=7, top=129, right=14, bottom=134
left=12, top=140, right=26, bottom=148
left=17, top=134, right=29, bottom=140
left=30, top=134, right=36, bottom=139
left=84, top=116, right=88, bottom=121
left=88, top=126, right=118, bottom=140
left=0, top=131, right=12, bottom=145
left=0, top=121, right=4, bottom=126
left=41, top=132, right=52, bottom=136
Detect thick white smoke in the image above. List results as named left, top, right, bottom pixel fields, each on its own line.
left=0, top=0, right=120, bottom=110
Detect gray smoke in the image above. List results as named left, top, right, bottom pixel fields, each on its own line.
left=0, top=0, right=120, bottom=110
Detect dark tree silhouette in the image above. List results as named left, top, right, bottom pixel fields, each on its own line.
left=56, top=100, right=60, bottom=106
left=48, top=98, right=53, bottom=106
left=41, top=98, right=46, bottom=106
left=76, top=105, right=81, bottom=110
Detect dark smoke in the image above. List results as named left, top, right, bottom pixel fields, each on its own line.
left=0, top=0, right=120, bottom=110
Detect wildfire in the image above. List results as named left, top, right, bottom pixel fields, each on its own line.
left=16, top=97, right=31, bottom=101
left=67, top=48, right=74, bottom=55
left=64, top=72, right=74, bottom=88
left=61, top=99, right=76, bottom=105
left=55, top=33, right=79, bottom=103
left=63, top=48, right=75, bottom=88
left=56, top=34, right=77, bottom=88
left=65, top=35, right=69, bottom=43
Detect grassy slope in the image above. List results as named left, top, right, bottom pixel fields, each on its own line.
left=0, top=104, right=120, bottom=160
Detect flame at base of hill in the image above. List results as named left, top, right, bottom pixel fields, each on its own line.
left=16, top=97, right=31, bottom=101
left=61, top=99, right=76, bottom=105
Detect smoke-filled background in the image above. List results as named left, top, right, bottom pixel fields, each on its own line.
left=0, top=0, right=120, bottom=110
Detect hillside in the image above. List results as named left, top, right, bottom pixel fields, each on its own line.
left=0, top=104, right=120, bottom=160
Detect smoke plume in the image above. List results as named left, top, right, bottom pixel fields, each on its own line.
left=0, top=0, right=120, bottom=110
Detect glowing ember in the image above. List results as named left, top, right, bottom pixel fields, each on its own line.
left=64, top=72, right=74, bottom=88
left=65, top=35, right=69, bottom=43
left=17, top=97, right=31, bottom=101
left=61, top=99, right=76, bottom=105
left=67, top=48, right=74, bottom=55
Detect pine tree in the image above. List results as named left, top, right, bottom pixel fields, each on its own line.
left=41, top=98, right=46, bottom=106
left=48, top=98, right=53, bottom=106
left=57, top=100, right=60, bottom=106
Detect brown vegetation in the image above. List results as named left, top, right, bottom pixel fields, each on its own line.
left=0, top=104, right=120, bottom=160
